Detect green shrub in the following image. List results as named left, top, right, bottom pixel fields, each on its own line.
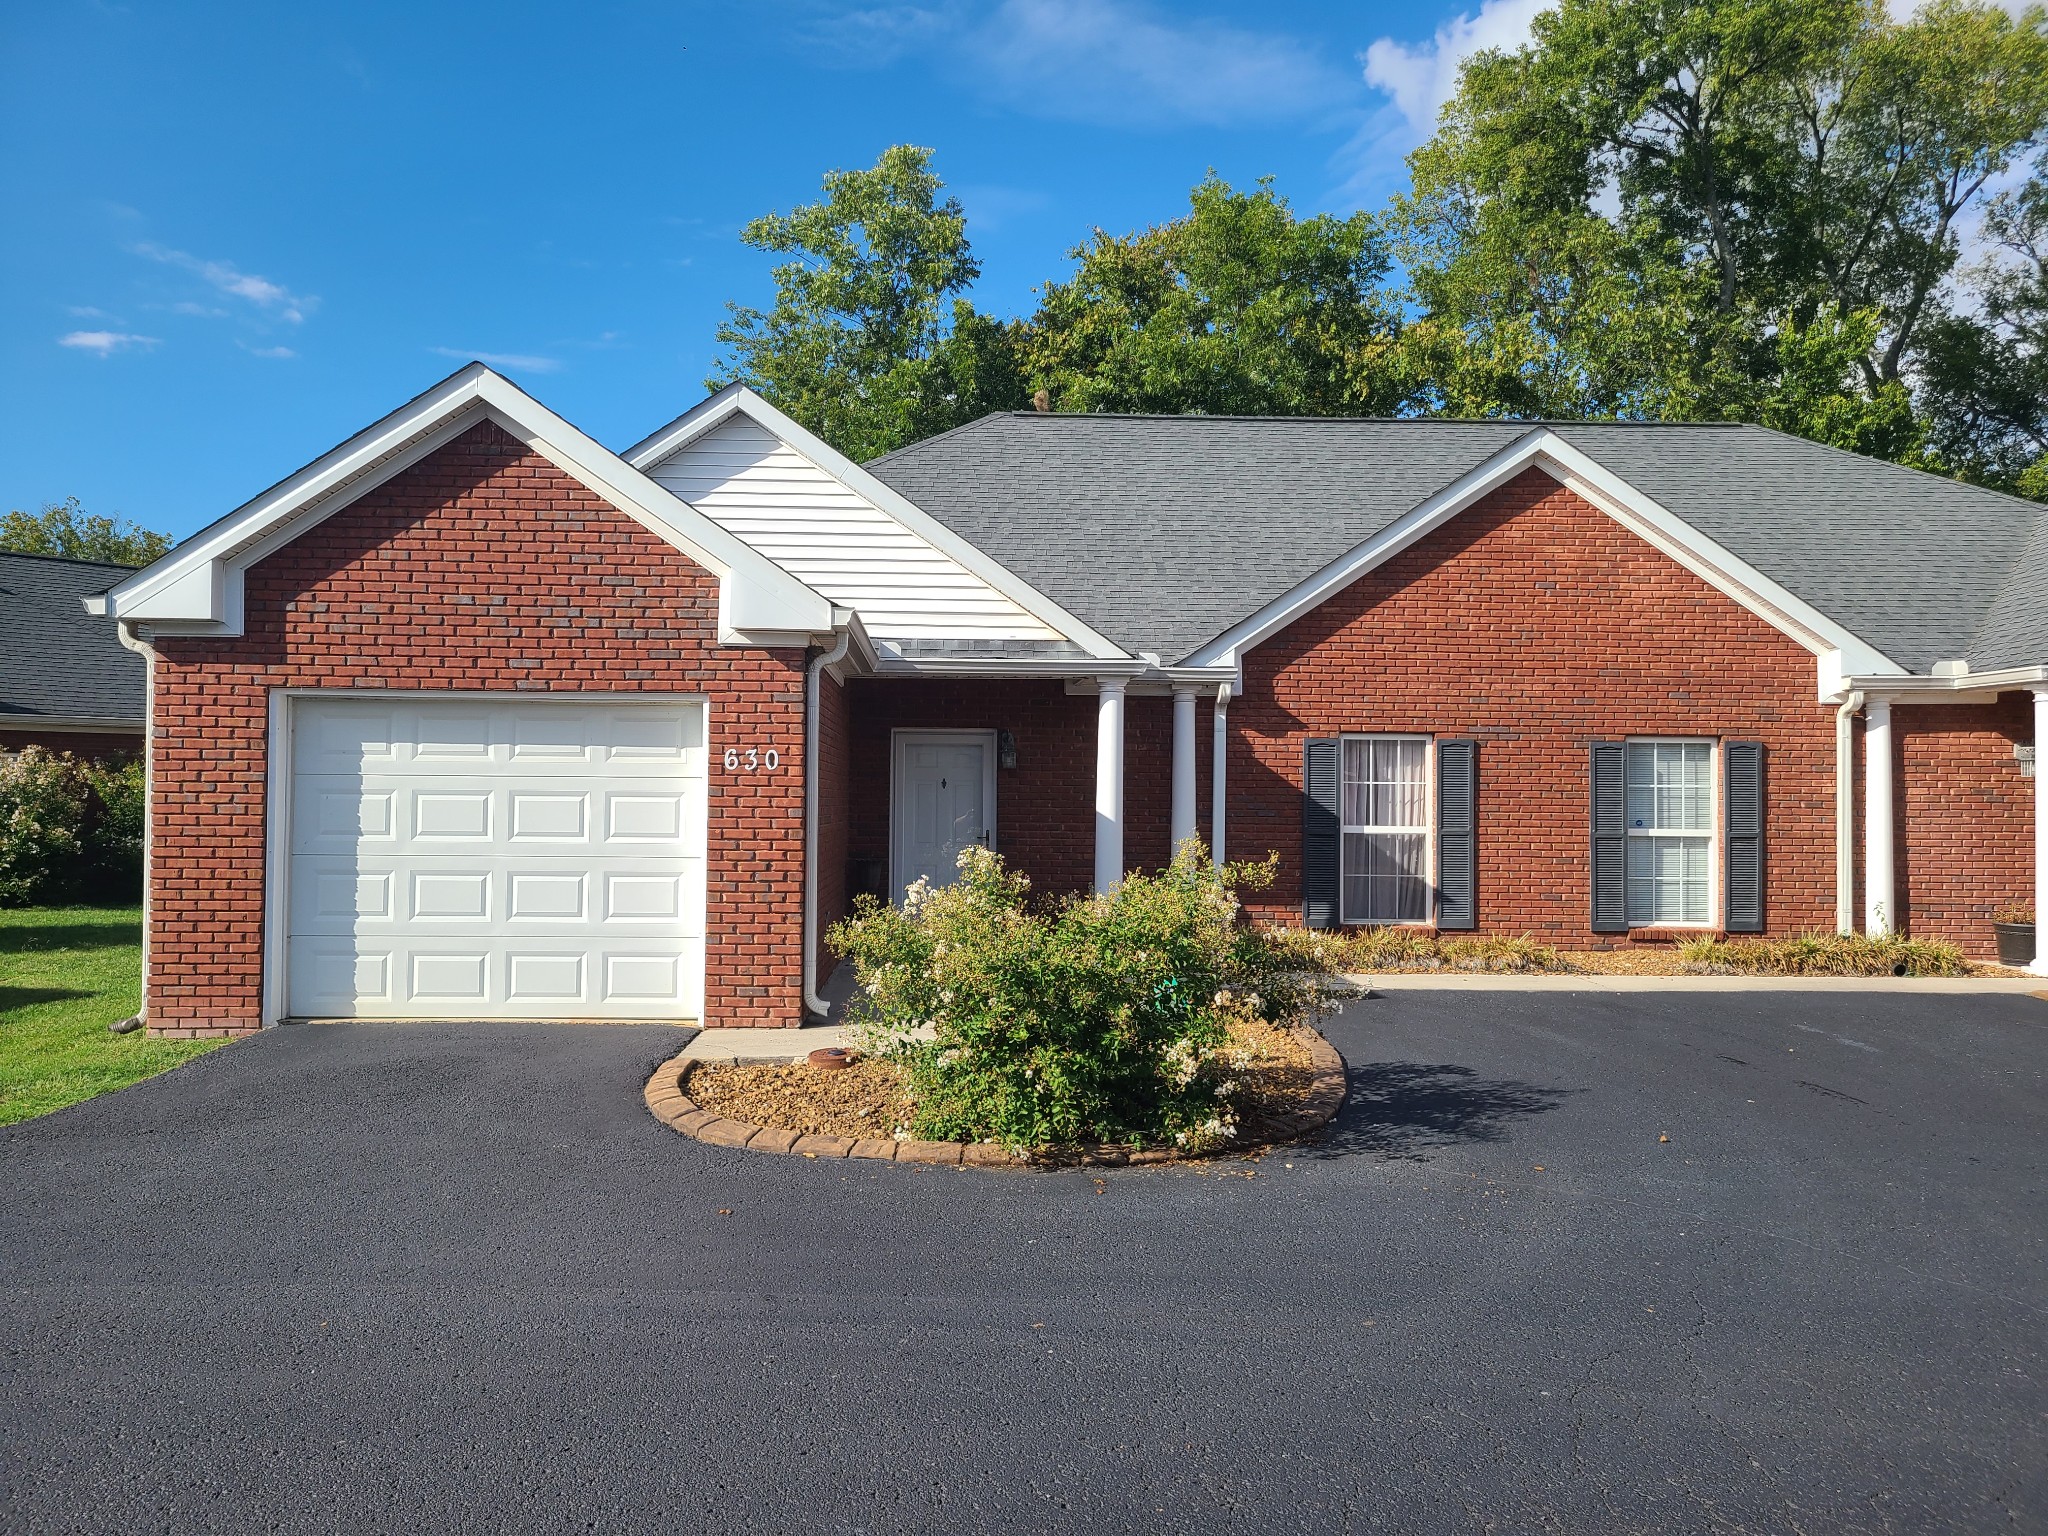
left=0, top=748, right=92, bottom=905
left=1272, top=925, right=1572, bottom=973
left=1676, top=930, right=1970, bottom=977
left=0, top=748, right=144, bottom=906
left=828, top=843, right=1338, bottom=1152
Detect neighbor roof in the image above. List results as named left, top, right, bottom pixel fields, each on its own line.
left=864, top=413, right=2047, bottom=672
left=0, top=551, right=145, bottom=724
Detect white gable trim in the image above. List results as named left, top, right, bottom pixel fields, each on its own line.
left=1181, top=428, right=1908, bottom=687
left=89, top=365, right=835, bottom=643
left=625, top=385, right=1131, bottom=660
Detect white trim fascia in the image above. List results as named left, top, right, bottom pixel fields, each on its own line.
left=96, top=366, right=833, bottom=641
left=625, top=385, right=1132, bottom=662
left=1179, top=429, right=1908, bottom=686
left=1841, top=663, right=2048, bottom=704
left=871, top=655, right=1151, bottom=680
left=0, top=715, right=144, bottom=733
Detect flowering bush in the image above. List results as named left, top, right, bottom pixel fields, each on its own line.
left=0, top=748, right=144, bottom=905
left=828, top=842, right=1336, bottom=1151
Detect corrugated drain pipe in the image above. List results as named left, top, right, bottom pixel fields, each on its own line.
left=803, top=627, right=853, bottom=1019
left=1835, top=690, right=1864, bottom=934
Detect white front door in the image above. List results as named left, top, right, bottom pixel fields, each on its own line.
left=891, top=731, right=996, bottom=900
left=283, top=695, right=707, bottom=1020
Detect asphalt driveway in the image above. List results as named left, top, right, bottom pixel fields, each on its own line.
left=3, top=990, right=2044, bottom=1535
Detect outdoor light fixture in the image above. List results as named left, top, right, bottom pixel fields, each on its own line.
left=997, top=728, right=1017, bottom=769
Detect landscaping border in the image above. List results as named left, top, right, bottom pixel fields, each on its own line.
left=641, top=1026, right=1348, bottom=1168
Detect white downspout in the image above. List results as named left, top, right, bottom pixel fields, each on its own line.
left=2030, top=689, right=2048, bottom=978
left=115, top=621, right=154, bottom=1024
left=1863, top=697, right=1895, bottom=935
left=1211, top=682, right=1232, bottom=868
left=1834, top=690, right=1863, bottom=934
left=802, top=628, right=853, bottom=1020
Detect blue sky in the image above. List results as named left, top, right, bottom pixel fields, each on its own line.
left=3, top=0, right=1546, bottom=541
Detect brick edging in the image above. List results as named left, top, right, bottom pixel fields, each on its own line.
left=641, top=1026, right=1348, bottom=1168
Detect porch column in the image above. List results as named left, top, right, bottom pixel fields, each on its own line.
left=1095, top=678, right=1126, bottom=893
left=1170, top=686, right=1198, bottom=853
left=1211, top=685, right=1231, bottom=868
left=2031, top=690, right=2048, bottom=977
left=1863, top=697, right=1895, bottom=935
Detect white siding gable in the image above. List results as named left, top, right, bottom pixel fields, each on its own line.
left=645, top=416, right=1061, bottom=642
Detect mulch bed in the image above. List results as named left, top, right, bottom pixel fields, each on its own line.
left=664, top=1020, right=1335, bottom=1166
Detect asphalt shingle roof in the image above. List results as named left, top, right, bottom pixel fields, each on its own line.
left=865, top=414, right=2047, bottom=673
left=0, top=552, right=145, bottom=723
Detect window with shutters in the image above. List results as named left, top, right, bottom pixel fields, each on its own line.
left=1624, top=739, right=1716, bottom=926
left=1340, top=736, right=1432, bottom=924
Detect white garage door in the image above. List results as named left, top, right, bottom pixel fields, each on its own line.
left=285, top=696, right=706, bottom=1020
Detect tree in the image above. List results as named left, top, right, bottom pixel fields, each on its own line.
left=1919, top=171, right=2048, bottom=496
left=708, top=145, right=1025, bottom=461
left=0, top=498, right=170, bottom=566
left=1027, top=176, right=1413, bottom=417
left=1397, top=0, right=2048, bottom=445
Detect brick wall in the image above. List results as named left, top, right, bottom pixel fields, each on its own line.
left=0, top=729, right=143, bottom=761
left=146, top=420, right=807, bottom=1035
left=1893, top=694, right=2035, bottom=956
left=1230, top=467, right=1841, bottom=940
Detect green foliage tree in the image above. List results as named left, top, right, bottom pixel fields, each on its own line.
left=0, top=498, right=170, bottom=566
left=708, top=145, right=1026, bottom=461
left=1026, top=176, right=1413, bottom=417
left=1918, top=170, right=2048, bottom=495
left=1397, top=0, right=2048, bottom=454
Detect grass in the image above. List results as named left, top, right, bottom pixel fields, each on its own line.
left=0, top=905, right=224, bottom=1126
left=1675, top=930, right=1972, bottom=977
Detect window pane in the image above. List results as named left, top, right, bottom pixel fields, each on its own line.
left=1343, top=736, right=1428, bottom=831
left=1341, top=739, right=1370, bottom=826
left=1626, top=832, right=1711, bottom=924
left=1342, top=831, right=1428, bottom=923
left=1626, top=741, right=1711, bottom=832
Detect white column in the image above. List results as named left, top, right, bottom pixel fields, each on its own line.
left=1170, top=686, right=1198, bottom=854
left=1211, top=684, right=1231, bottom=868
left=1864, top=697, right=1894, bottom=935
left=2030, top=690, right=2048, bottom=977
left=1094, top=679, right=1126, bottom=893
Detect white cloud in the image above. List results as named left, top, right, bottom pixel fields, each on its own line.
left=59, top=330, right=159, bottom=356
left=806, top=0, right=1354, bottom=128
left=1362, top=0, right=1550, bottom=143
left=66, top=304, right=117, bottom=320
left=240, top=342, right=297, bottom=359
left=132, top=242, right=315, bottom=323
left=429, top=347, right=561, bottom=373
left=171, top=300, right=230, bottom=318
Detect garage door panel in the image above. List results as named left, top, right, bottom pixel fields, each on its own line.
left=285, top=697, right=705, bottom=1021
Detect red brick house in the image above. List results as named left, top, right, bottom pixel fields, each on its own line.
left=85, top=365, right=2048, bottom=1035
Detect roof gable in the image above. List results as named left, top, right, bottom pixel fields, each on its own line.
left=625, top=386, right=1128, bottom=660
left=93, top=366, right=834, bottom=643
left=867, top=412, right=2046, bottom=677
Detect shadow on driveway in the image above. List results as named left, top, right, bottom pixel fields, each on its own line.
left=1310, top=1060, right=1577, bottom=1160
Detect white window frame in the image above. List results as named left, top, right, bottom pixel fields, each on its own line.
left=1623, top=736, right=1720, bottom=930
left=1338, top=733, right=1435, bottom=928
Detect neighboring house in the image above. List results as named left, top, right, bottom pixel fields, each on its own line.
left=84, top=364, right=2048, bottom=1036
left=1, top=550, right=145, bottom=758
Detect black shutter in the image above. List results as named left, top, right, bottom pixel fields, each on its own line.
left=1303, top=738, right=1342, bottom=930
left=1590, top=741, right=1628, bottom=933
left=1436, top=740, right=1478, bottom=930
left=1723, top=740, right=1765, bottom=933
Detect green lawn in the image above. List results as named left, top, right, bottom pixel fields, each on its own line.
left=0, top=905, right=225, bottom=1126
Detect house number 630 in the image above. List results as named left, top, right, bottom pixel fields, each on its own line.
left=723, top=747, right=780, bottom=771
